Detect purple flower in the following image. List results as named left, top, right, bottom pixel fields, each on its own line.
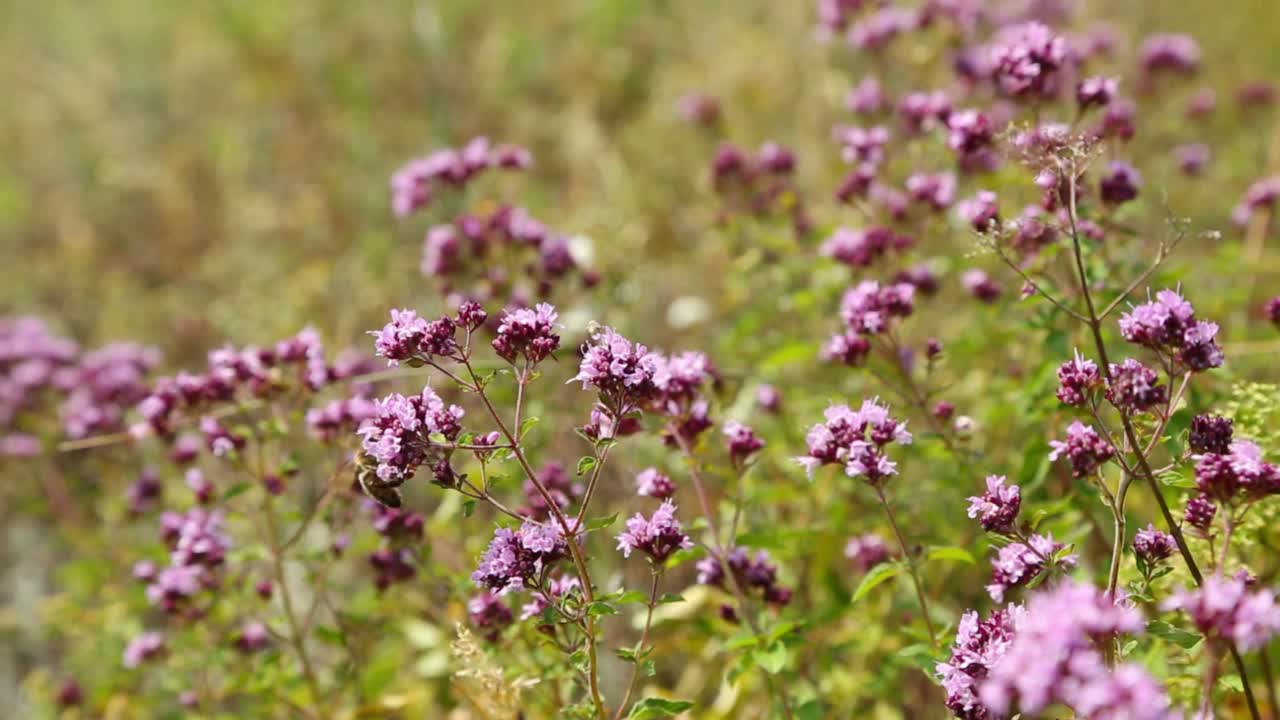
left=1139, top=33, right=1201, bottom=76
left=962, top=269, right=1002, bottom=303
left=635, top=467, right=676, bottom=499
left=937, top=604, right=1024, bottom=720
left=1189, top=414, right=1234, bottom=455
left=171, top=508, right=231, bottom=568
left=468, top=592, right=514, bottom=641
left=492, top=303, right=561, bottom=365
left=233, top=621, right=272, bottom=654
left=1264, top=296, right=1280, bottom=326
left=796, top=399, right=912, bottom=483
left=989, top=22, right=1068, bottom=98
left=1133, top=523, right=1176, bottom=566
left=1099, top=161, right=1142, bottom=205
left=906, top=172, right=957, bottom=211
left=756, top=384, right=782, bottom=413
left=696, top=547, right=792, bottom=607
left=1056, top=351, right=1102, bottom=406
left=947, top=110, right=995, bottom=157
left=846, top=75, right=886, bottom=114
left=1098, top=99, right=1137, bottom=141
left=1164, top=576, right=1280, bottom=652
left=1049, top=421, right=1115, bottom=477
left=472, top=521, right=568, bottom=594
left=357, top=386, right=465, bottom=486
left=1184, top=494, right=1218, bottom=532
left=123, top=631, right=166, bottom=668
left=848, top=7, right=917, bottom=51
left=980, top=581, right=1168, bottom=719
left=521, top=575, right=581, bottom=620
left=1076, top=76, right=1118, bottom=109
left=1118, top=289, right=1222, bottom=371
left=369, top=547, right=417, bottom=590
left=521, top=462, right=583, bottom=520
left=1105, top=359, right=1168, bottom=413
left=898, top=90, right=952, bottom=133
left=967, top=475, right=1022, bottom=533
left=1195, top=440, right=1280, bottom=502
left=957, top=190, right=1000, bottom=231
left=1232, top=176, right=1280, bottom=227
left=724, top=421, right=765, bottom=466
left=572, top=326, right=661, bottom=414
left=845, top=533, right=892, bottom=573
left=835, top=125, right=890, bottom=167
left=146, top=565, right=205, bottom=613
left=676, top=93, right=720, bottom=126
left=821, top=227, right=906, bottom=268
left=617, top=501, right=694, bottom=563
left=986, top=533, right=1076, bottom=602
left=1176, top=143, right=1210, bottom=176
left=840, top=280, right=916, bottom=335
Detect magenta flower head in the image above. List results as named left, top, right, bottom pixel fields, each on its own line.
left=796, top=398, right=911, bottom=485
left=676, top=92, right=720, bottom=127
left=846, top=75, right=886, bottom=114
left=472, top=521, right=568, bottom=595
left=635, top=467, right=676, bottom=499
left=1184, top=494, right=1217, bottom=532
left=756, top=384, right=782, bottom=413
left=616, top=501, right=694, bottom=563
left=123, top=631, right=167, bottom=669
left=357, top=386, right=465, bottom=489
left=1133, top=523, right=1176, bottom=566
left=468, top=591, right=514, bottom=641
left=906, top=172, right=957, bottom=212
left=936, top=604, right=1024, bottom=720
left=1232, top=176, right=1280, bottom=227
left=492, top=303, right=561, bottom=365
left=1195, top=440, right=1280, bottom=503
left=980, top=581, right=1167, bottom=719
left=840, top=280, right=916, bottom=334
left=1176, top=143, right=1210, bottom=176
left=962, top=269, right=1002, bottom=303
left=1056, top=351, right=1102, bottom=406
left=989, top=22, right=1068, bottom=99
left=1163, top=575, right=1280, bottom=651
left=967, top=475, right=1022, bottom=534
left=845, top=533, right=892, bottom=573
left=1265, top=296, right=1280, bottom=327
left=233, top=621, right=272, bottom=654
left=572, top=326, right=660, bottom=417
left=1118, top=289, right=1223, bottom=371
left=1105, top=359, right=1168, bottom=414
left=986, top=533, right=1076, bottom=602
left=724, top=421, right=765, bottom=467
left=1076, top=76, right=1118, bottom=109
left=957, top=190, right=1000, bottom=232
left=1049, top=421, right=1115, bottom=477
left=1099, top=161, right=1142, bottom=205
left=1139, top=33, right=1201, bottom=76
left=1189, top=413, right=1233, bottom=455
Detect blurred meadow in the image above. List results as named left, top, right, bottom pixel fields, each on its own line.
left=4, top=0, right=1280, bottom=718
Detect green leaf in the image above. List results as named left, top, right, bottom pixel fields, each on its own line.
left=615, top=590, right=649, bottom=605
left=462, top=500, right=477, bottom=518
left=587, top=601, right=619, bottom=617
left=585, top=513, right=618, bottom=532
left=752, top=641, right=788, bottom=674
left=576, top=456, right=598, bottom=476
left=1146, top=620, right=1202, bottom=649
left=627, top=697, right=695, bottom=719
left=852, top=562, right=903, bottom=602
left=658, top=592, right=686, bottom=605
left=222, top=482, right=252, bottom=501
left=926, top=546, right=975, bottom=565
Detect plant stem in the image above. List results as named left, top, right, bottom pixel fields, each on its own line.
left=264, top=496, right=327, bottom=717
left=876, top=488, right=937, bottom=647
left=614, top=571, right=662, bottom=720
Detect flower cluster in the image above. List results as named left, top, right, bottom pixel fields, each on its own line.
left=696, top=546, right=792, bottom=609
left=1194, top=439, right=1280, bottom=504
left=966, top=475, right=1021, bottom=534
left=1133, top=524, right=1177, bottom=566
left=1055, top=351, right=1102, bottom=406
left=845, top=533, right=891, bottom=573
left=468, top=592, right=514, bottom=641
left=472, top=521, right=569, bottom=595
left=710, top=141, right=810, bottom=235
left=420, top=205, right=588, bottom=303
left=492, top=303, right=561, bottom=365
left=1189, top=413, right=1234, bottom=455
left=634, top=467, right=676, bottom=499
left=390, top=137, right=531, bottom=218
left=980, top=581, right=1175, bottom=719
left=1104, top=358, right=1169, bottom=414
left=986, top=533, right=1076, bottom=602
left=936, top=604, right=1025, bottom=720
left=1233, top=175, right=1280, bottom=227
left=145, top=508, right=230, bottom=614
left=572, top=326, right=661, bottom=416
left=356, top=386, right=465, bottom=493
left=1048, top=421, right=1114, bottom=477
left=521, top=462, right=584, bottom=520
left=1163, top=575, right=1280, bottom=651
left=616, top=501, right=694, bottom=563
left=1119, top=289, right=1224, bottom=372
left=820, top=226, right=911, bottom=269
left=823, top=281, right=915, bottom=366
left=988, top=22, right=1069, bottom=99
left=723, top=421, right=765, bottom=467
left=796, top=399, right=912, bottom=486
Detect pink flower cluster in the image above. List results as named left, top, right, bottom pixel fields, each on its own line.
left=390, top=137, right=531, bottom=218
left=616, top=501, right=694, bottom=563
left=796, top=399, right=912, bottom=486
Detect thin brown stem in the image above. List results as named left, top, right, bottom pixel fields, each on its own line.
left=614, top=571, right=662, bottom=720
left=876, top=488, right=937, bottom=647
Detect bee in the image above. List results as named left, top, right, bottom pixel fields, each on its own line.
left=354, top=451, right=404, bottom=508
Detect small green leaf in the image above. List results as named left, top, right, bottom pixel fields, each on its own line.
left=1147, top=620, right=1202, bottom=649
left=628, top=697, right=695, bottom=719
left=576, top=456, right=598, bottom=476
left=222, top=482, right=252, bottom=501
left=587, top=601, right=619, bottom=617
left=927, top=546, right=975, bottom=565
left=852, top=562, right=903, bottom=602
left=615, top=590, right=649, bottom=605
left=462, top=500, right=477, bottom=518
left=753, top=641, right=788, bottom=674
left=585, top=513, right=619, bottom=532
